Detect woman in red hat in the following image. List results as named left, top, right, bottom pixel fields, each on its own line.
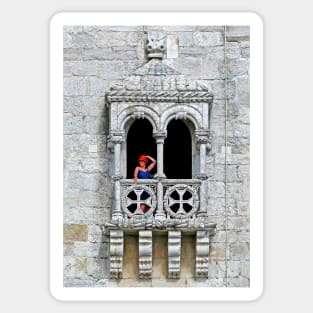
left=133, top=155, right=156, bottom=213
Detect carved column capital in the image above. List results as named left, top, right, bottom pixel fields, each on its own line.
left=108, top=132, right=125, bottom=144
left=153, top=131, right=167, bottom=143
left=195, top=130, right=210, bottom=144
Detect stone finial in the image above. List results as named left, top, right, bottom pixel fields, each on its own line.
left=146, top=32, right=166, bottom=59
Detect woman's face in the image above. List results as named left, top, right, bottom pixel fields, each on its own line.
left=139, top=160, right=146, bottom=168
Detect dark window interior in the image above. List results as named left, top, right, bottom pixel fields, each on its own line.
left=127, top=119, right=157, bottom=178
left=164, top=120, right=192, bottom=179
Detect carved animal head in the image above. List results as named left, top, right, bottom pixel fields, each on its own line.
left=146, top=32, right=166, bottom=59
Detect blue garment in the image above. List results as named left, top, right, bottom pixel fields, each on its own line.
left=138, top=170, right=151, bottom=179
left=137, top=170, right=151, bottom=200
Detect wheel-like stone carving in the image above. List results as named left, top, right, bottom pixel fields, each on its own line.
left=121, top=185, right=156, bottom=217
left=163, top=184, right=199, bottom=218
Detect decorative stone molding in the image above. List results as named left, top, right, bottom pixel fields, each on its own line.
left=106, top=90, right=213, bottom=103
left=109, top=230, right=124, bottom=279
left=121, top=184, right=157, bottom=217
left=138, top=230, right=153, bottom=279
left=168, top=231, right=181, bottom=279
left=164, top=183, right=200, bottom=218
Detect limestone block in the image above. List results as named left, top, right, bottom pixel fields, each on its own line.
left=166, top=34, right=178, bottom=59
left=200, top=59, right=225, bottom=79
left=64, top=224, right=88, bottom=242
left=87, top=258, right=109, bottom=279
left=113, top=47, right=137, bottom=60
left=227, top=59, right=249, bottom=79
left=96, top=61, right=126, bottom=79
left=193, top=32, right=224, bottom=46
left=227, top=277, right=250, bottom=287
left=226, top=42, right=241, bottom=59
left=209, top=243, right=227, bottom=260
left=237, top=200, right=250, bottom=215
left=80, top=96, right=106, bottom=116
left=163, top=26, right=196, bottom=31
left=64, top=77, right=90, bottom=96
left=63, top=278, right=96, bottom=287
left=79, top=190, right=105, bottom=207
left=82, top=48, right=114, bottom=61
left=226, top=26, right=250, bottom=42
left=230, top=242, right=250, bottom=261
left=89, top=78, right=111, bottom=96
left=71, top=61, right=98, bottom=76
left=69, top=31, right=97, bottom=49
left=206, top=46, right=225, bottom=60
left=83, top=116, right=106, bottom=135
left=208, top=260, right=226, bottom=279
left=177, top=32, right=193, bottom=47
left=64, top=48, right=81, bottom=61
left=63, top=97, right=81, bottom=115
left=237, top=76, right=250, bottom=106
left=63, top=114, right=83, bottom=135
left=196, top=26, right=225, bottom=32
left=72, top=242, right=102, bottom=258
left=227, top=216, right=250, bottom=231
left=240, top=41, right=250, bottom=58
left=81, top=173, right=107, bottom=192
left=207, top=181, right=225, bottom=197
left=81, top=157, right=108, bottom=173
left=84, top=26, right=143, bottom=32
left=63, top=257, right=88, bottom=278
left=95, top=31, right=128, bottom=47
left=207, top=197, right=225, bottom=216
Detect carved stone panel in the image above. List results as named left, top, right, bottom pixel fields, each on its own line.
left=138, top=230, right=153, bottom=279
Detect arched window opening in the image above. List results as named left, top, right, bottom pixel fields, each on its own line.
left=164, top=119, right=192, bottom=179
left=126, top=119, right=157, bottom=178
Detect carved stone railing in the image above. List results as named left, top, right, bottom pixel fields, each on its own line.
left=105, top=178, right=216, bottom=231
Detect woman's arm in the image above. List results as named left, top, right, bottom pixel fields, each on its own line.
left=133, top=166, right=139, bottom=182
left=146, top=155, right=156, bottom=171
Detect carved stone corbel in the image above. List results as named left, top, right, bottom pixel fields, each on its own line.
left=138, top=230, right=153, bottom=279
left=195, top=230, right=210, bottom=278
left=168, top=231, right=181, bottom=279
left=109, top=230, right=124, bottom=279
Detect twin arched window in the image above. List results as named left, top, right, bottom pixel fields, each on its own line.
left=126, top=118, right=193, bottom=179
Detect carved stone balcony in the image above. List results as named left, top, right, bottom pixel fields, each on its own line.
left=106, top=178, right=216, bottom=233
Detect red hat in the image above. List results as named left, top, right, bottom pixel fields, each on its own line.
left=138, top=155, right=148, bottom=163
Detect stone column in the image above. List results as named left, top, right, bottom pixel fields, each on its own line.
left=153, top=131, right=167, bottom=179
left=110, top=134, right=124, bottom=221
left=153, top=131, right=167, bottom=225
left=196, top=132, right=210, bottom=215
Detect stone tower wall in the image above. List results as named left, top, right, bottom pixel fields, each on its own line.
left=63, top=25, right=250, bottom=287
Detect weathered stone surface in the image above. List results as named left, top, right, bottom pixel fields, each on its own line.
left=63, top=114, right=83, bottom=134
left=193, top=32, right=224, bottom=46
left=64, top=77, right=90, bottom=96
left=64, top=224, right=88, bottom=242
left=64, top=48, right=81, bottom=61
left=226, top=26, right=250, bottom=42
left=63, top=26, right=250, bottom=287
